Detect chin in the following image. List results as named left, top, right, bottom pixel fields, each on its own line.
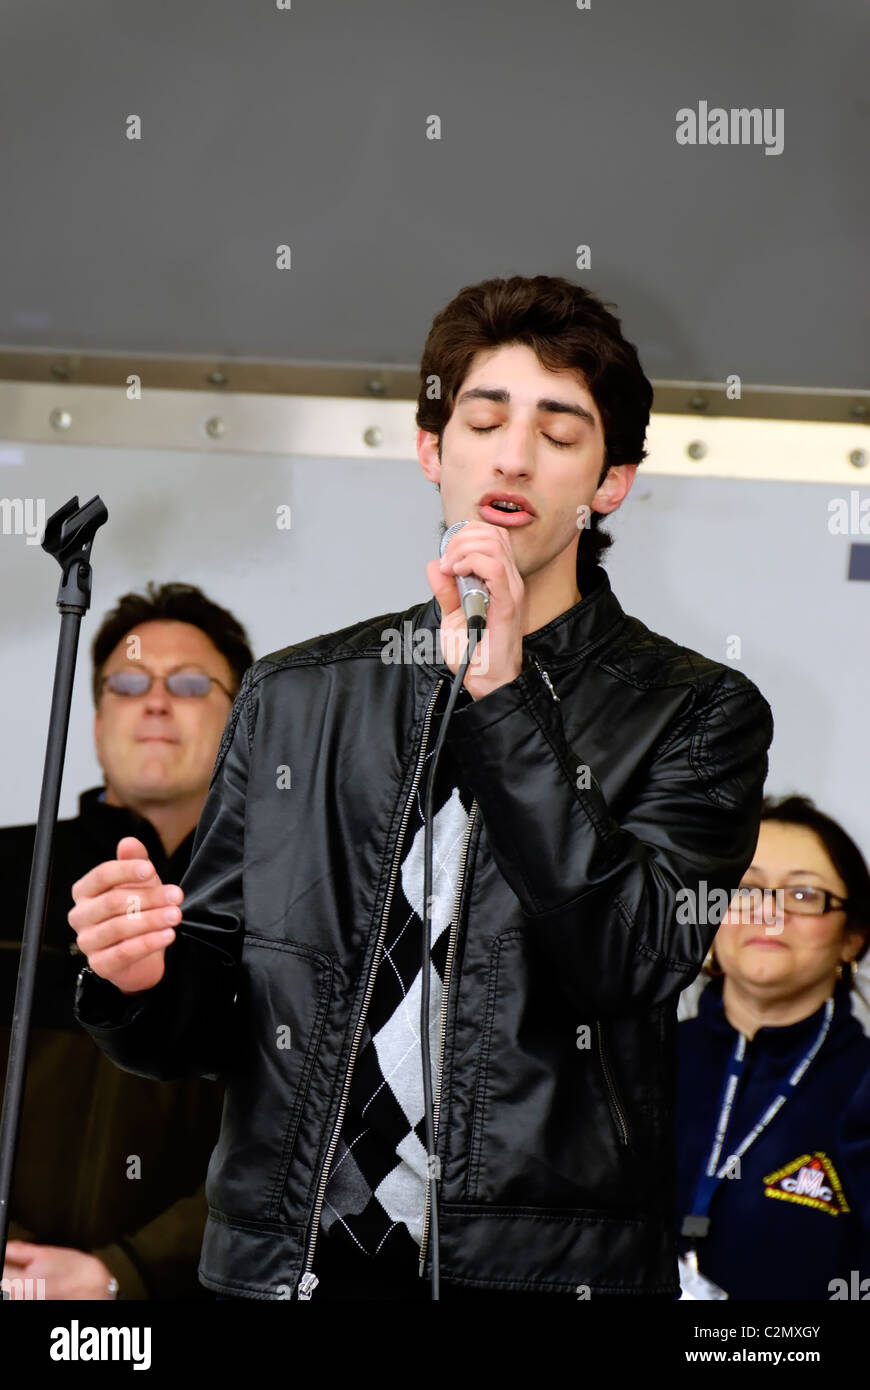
left=134, top=751, right=177, bottom=775
left=734, top=962, right=791, bottom=989
left=131, top=772, right=178, bottom=796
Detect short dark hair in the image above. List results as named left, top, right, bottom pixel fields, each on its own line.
left=759, top=794, right=870, bottom=962
left=91, top=581, right=255, bottom=707
left=415, top=274, right=654, bottom=588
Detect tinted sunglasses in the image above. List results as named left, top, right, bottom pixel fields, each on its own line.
left=100, top=669, right=234, bottom=699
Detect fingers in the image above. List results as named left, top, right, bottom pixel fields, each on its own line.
left=85, top=925, right=177, bottom=983
left=439, top=525, right=522, bottom=606
left=116, top=836, right=151, bottom=861
left=68, top=842, right=184, bottom=963
left=440, top=520, right=515, bottom=565
left=70, top=842, right=158, bottom=910
left=425, top=558, right=461, bottom=614
left=73, top=891, right=181, bottom=956
left=69, top=871, right=180, bottom=927
left=440, top=521, right=519, bottom=576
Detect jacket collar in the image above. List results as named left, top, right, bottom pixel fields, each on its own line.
left=415, top=563, right=626, bottom=678
left=79, top=783, right=146, bottom=825
left=77, top=785, right=195, bottom=877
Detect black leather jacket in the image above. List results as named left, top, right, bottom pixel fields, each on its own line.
left=75, top=565, right=773, bottom=1298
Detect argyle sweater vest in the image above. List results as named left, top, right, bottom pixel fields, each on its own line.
left=319, top=690, right=474, bottom=1268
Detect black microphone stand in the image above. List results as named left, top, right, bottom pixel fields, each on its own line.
left=420, top=616, right=483, bottom=1299
left=0, top=496, right=108, bottom=1291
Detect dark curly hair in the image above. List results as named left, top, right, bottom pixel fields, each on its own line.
left=415, top=274, right=654, bottom=589
left=91, top=581, right=254, bottom=707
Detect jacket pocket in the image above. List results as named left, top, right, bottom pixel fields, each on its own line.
left=205, top=936, right=333, bottom=1225
left=465, top=931, right=639, bottom=1209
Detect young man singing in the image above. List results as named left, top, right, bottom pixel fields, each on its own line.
left=69, top=274, right=774, bottom=1300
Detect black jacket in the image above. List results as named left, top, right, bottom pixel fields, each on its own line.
left=74, top=566, right=774, bottom=1298
left=0, top=788, right=223, bottom=1298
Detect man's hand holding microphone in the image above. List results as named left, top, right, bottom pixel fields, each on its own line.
left=425, top=518, right=525, bottom=701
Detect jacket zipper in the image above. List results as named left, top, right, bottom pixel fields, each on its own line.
left=533, top=654, right=560, bottom=702
left=596, top=1020, right=630, bottom=1146
left=296, top=677, right=445, bottom=1300
left=417, top=798, right=478, bottom=1278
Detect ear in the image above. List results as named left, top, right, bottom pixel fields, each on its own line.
left=93, top=706, right=107, bottom=770
left=591, top=462, right=638, bottom=517
left=842, top=927, right=867, bottom=964
left=418, top=428, right=442, bottom=486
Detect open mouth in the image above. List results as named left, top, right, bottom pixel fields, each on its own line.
left=479, top=495, right=535, bottom=526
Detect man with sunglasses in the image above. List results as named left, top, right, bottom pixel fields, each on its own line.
left=93, top=619, right=240, bottom=862
left=0, top=582, right=253, bottom=1300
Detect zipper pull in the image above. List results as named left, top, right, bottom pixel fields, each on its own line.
left=534, top=656, right=560, bottom=702
left=297, top=1271, right=319, bottom=1300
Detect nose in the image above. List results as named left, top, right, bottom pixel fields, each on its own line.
left=492, top=420, right=535, bottom=480
left=142, top=677, right=173, bottom=713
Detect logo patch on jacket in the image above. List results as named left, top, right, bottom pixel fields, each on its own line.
left=762, top=1153, right=849, bottom=1215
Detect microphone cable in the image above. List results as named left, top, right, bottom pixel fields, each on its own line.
left=420, top=615, right=484, bottom=1300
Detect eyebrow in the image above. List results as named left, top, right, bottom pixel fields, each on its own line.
left=108, top=661, right=210, bottom=674
left=456, top=386, right=597, bottom=428
left=745, top=866, right=826, bottom=879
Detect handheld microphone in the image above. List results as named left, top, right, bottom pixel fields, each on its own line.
left=439, top=521, right=490, bottom=629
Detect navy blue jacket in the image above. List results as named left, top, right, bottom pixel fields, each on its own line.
left=676, top=976, right=870, bottom=1300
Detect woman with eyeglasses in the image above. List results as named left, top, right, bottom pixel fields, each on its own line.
left=674, top=794, right=870, bottom=1300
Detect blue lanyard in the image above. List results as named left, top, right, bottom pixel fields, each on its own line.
left=682, top=996, right=834, bottom=1239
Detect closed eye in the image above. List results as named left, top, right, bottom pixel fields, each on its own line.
left=469, top=424, right=573, bottom=449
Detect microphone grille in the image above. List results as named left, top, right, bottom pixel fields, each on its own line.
left=439, top=520, right=467, bottom=558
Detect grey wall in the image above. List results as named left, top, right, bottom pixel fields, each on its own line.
left=610, top=472, right=870, bottom=858
left=0, top=0, right=867, bottom=386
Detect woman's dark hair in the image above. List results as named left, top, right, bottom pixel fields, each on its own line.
left=759, top=794, right=870, bottom=964
left=91, top=581, right=255, bottom=706
left=414, top=274, right=654, bottom=590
